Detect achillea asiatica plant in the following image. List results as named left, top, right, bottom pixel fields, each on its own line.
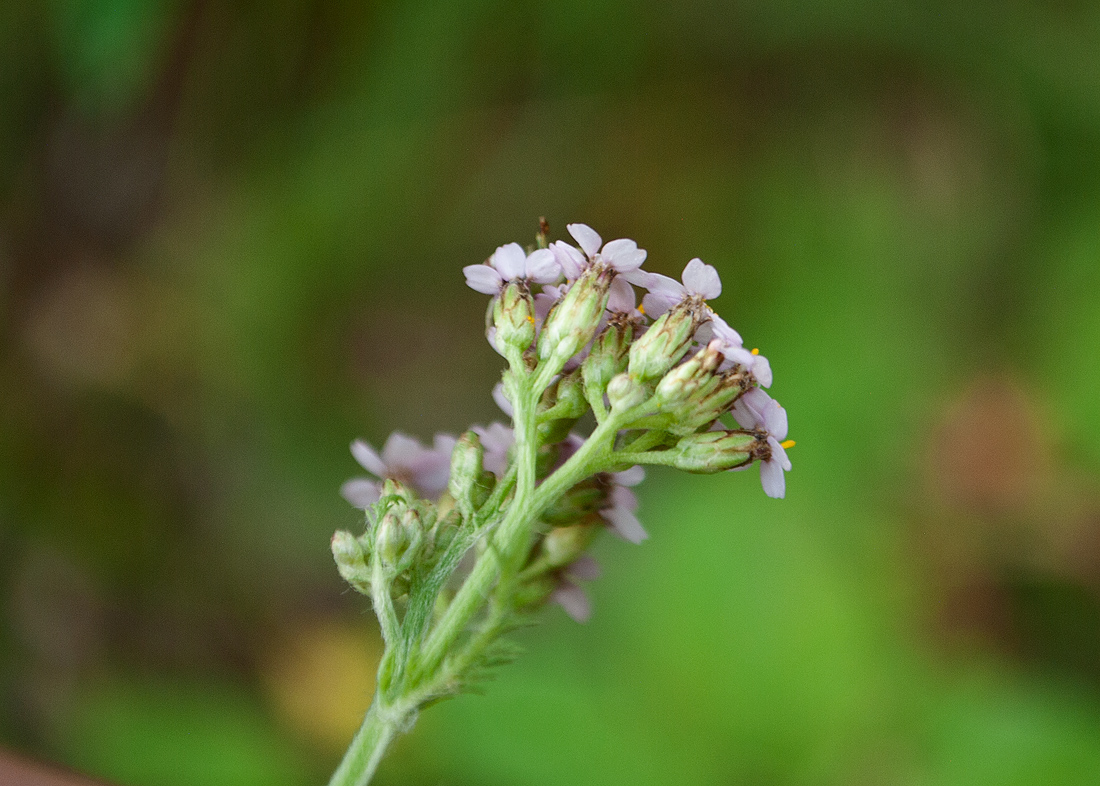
left=328, top=220, right=793, bottom=785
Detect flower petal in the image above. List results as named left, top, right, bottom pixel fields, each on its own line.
left=614, top=465, right=645, bottom=486
left=524, top=247, right=560, bottom=283
left=550, top=241, right=585, bottom=280
left=340, top=478, right=381, bottom=508
left=567, top=223, right=603, bottom=257
left=463, top=264, right=503, bottom=294
left=382, top=432, right=425, bottom=467
left=601, top=239, right=647, bottom=272
left=682, top=258, right=721, bottom=299
left=762, top=399, right=788, bottom=440
left=760, top=457, right=786, bottom=498
left=601, top=506, right=649, bottom=543
left=708, top=313, right=742, bottom=347
left=551, top=582, right=592, bottom=623
left=641, top=291, right=679, bottom=318
left=751, top=354, right=773, bottom=388
left=492, top=382, right=514, bottom=416
left=490, top=243, right=527, bottom=280
left=350, top=439, right=387, bottom=477
left=606, top=276, right=636, bottom=313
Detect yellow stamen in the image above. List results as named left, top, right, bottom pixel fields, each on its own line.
left=780, top=440, right=796, bottom=449
left=638, top=304, right=646, bottom=315
left=527, top=315, right=535, bottom=324
left=751, top=348, right=760, bottom=355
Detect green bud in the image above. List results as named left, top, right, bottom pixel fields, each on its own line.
left=664, top=370, right=749, bottom=436
left=628, top=300, right=706, bottom=381
left=541, top=371, right=588, bottom=421
left=331, top=530, right=371, bottom=594
left=538, top=265, right=613, bottom=370
left=448, top=431, right=485, bottom=513
left=377, top=511, right=410, bottom=567
left=669, top=430, right=757, bottom=473
left=541, top=523, right=600, bottom=568
left=512, top=575, right=557, bottom=611
left=582, top=317, right=634, bottom=400
left=607, top=372, right=649, bottom=412
left=493, top=281, right=536, bottom=353
left=541, top=481, right=604, bottom=524
left=654, top=340, right=723, bottom=405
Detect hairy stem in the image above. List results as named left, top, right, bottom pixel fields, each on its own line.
left=326, top=698, right=410, bottom=786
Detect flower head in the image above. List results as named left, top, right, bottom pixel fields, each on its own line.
left=701, top=313, right=773, bottom=388
left=731, top=388, right=792, bottom=498
left=627, top=258, right=722, bottom=318
left=464, top=243, right=560, bottom=295
left=341, top=432, right=457, bottom=508
left=550, top=223, right=647, bottom=281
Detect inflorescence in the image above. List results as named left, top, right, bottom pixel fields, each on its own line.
left=327, top=220, right=793, bottom=785
left=334, top=221, right=790, bottom=630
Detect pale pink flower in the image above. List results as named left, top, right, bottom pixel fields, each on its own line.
left=341, top=432, right=456, bottom=507
left=732, top=388, right=791, bottom=499
left=463, top=243, right=560, bottom=294
left=600, top=465, right=648, bottom=543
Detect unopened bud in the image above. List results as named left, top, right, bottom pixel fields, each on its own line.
left=582, top=318, right=634, bottom=399
left=669, top=430, right=757, bottom=473
left=628, top=301, right=705, bottom=381
left=448, top=431, right=486, bottom=513
left=377, top=512, right=408, bottom=566
left=541, top=371, right=588, bottom=421
left=607, top=372, right=649, bottom=411
left=493, top=281, right=536, bottom=352
left=541, top=482, right=604, bottom=525
left=541, top=523, right=599, bottom=568
left=654, top=340, right=723, bottom=405
left=538, top=265, right=613, bottom=370
left=331, top=530, right=371, bottom=594
left=665, top=370, right=749, bottom=436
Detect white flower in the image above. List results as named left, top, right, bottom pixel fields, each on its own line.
left=701, top=312, right=773, bottom=388
left=340, top=432, right=456, bottom=507
left=463, top=243, right=560, bottom=294
left=626, top=258, right=722, bottom=318
left=549, top=223, right=647, bottom=281
left=732, top=388, right=791, bottom=499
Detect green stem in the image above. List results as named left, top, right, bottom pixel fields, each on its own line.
left=327, top=698, right=410, bottom=786
left=413, top=363, right=540, bottom=681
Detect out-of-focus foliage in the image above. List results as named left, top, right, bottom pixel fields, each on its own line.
left=2, top=1, right=1099, bottom=784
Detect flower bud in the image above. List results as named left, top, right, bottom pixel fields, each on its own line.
left=376, top=512, right=409, bottom=567
left=537, top=265, right=613, bottom=370
left=541, top=371, right=588, bottom=421
left=668, top=430, right=757, bottom=473
left=663, top=369, right=750, bottom=436
left=541, top=523, right=600, bottom=569
left=331, top=530, right=371, bottom=594
left=628, top=300, right=705, bottom=381
left=654, top=340, right=723, bottom=405
left=582, top=318, right=634, bottom=399
left=377, top=506, right=427, bottom=571
left=493, top=281, right=536, bottom=353
left=607, top=372, right=649, bottom=412
left=541, top=481, right=603, bottom=525
left=448, top=431, right=486, bottom=513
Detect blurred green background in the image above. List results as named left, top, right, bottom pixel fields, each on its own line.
left=3, top=1, right=1100, bottom=784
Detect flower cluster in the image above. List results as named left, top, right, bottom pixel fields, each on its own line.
left=337, top=222, right=791, bottom=632
left=328, top=220, right=793, bottom=784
